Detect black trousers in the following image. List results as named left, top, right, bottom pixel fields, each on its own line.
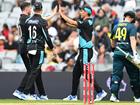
left=18, top=43, right=35, bottom=94
left=23, top=50, right=45, bottom=95
left=71, top=48, right=102, bottom=95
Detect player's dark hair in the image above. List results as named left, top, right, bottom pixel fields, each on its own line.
left=124, top=11, right=136, bottom=23
left=33, top=2, right=42, bottom=11
left=20, top=2, right=31, bottom=11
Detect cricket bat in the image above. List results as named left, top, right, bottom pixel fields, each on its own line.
left=116, top=46, right=140, bottom=69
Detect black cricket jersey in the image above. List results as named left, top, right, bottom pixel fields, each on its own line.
left=111, top=22, right=137, bottom=55
left=77, top=18, right=93, bottom=49
left=25, top=14, right=53, bottom=50
left=19, top=14, right=30, bottom=43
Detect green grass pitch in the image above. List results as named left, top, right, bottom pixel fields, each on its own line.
left=0, top=99, right=139, bottom=105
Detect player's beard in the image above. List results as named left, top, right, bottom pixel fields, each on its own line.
left=28, top=12, right=31, bottom=15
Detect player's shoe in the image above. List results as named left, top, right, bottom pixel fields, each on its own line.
left=40, top=95, right=48, bottom=100
left=63, top=95, right=77, bottom=101
left=94, top=90, right=107, bottom=102
left=20, top=94, right=37, bottom=100
left=31, top=94, right=40, bottom=100
left=13, top=90, right=23, bottom=99
left=134, top=97, right=140, bottom=102
left=110, top=94, right=119, bottom=102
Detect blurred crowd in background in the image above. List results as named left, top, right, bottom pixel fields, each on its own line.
left=0, top=0, right=140, bottom=72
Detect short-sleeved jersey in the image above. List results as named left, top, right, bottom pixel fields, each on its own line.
left=111, top=22, right=137, bottom=55
left=77, top=18, right=93, bottom=48
left=19, top=14, right=30, bottom=43
left=25, top=14, right=53, bottom=50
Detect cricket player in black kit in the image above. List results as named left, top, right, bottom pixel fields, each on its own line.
left=13, top=2, right=36, bottom=99
left=19, top=2, right=53, bottom=100
left=13, top=2, right=48, bottom=100
left=59, top=6, right=107, bottom=101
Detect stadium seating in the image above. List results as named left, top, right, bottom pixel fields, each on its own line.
left=1, top=1, right=14, bottom=12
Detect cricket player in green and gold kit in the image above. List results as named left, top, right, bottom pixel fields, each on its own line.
left=110, top=11, right=140, bottom=102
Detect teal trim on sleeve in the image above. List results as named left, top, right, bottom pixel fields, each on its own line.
left=39, top=51, right=44, bottom=64
left=27, top=39, right=32, bottom=44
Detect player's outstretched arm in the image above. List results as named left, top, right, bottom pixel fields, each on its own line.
left=59, top=5, right=78, bottom=27
left=45, top=6, right=58, bottom=20
left=66, top=22, right=77, bottom=28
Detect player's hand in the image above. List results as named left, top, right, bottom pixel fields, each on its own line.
left=59, top=5, right=62, bottom=14
left=52, top=6, right=58, bottom=15
left=133, top=51, right=140, bottom=64
left=133, top=51, right=139, bottom=59
left=59, top=5, right=65, bottom=14
left=133, top=57, right=140, bottom=65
